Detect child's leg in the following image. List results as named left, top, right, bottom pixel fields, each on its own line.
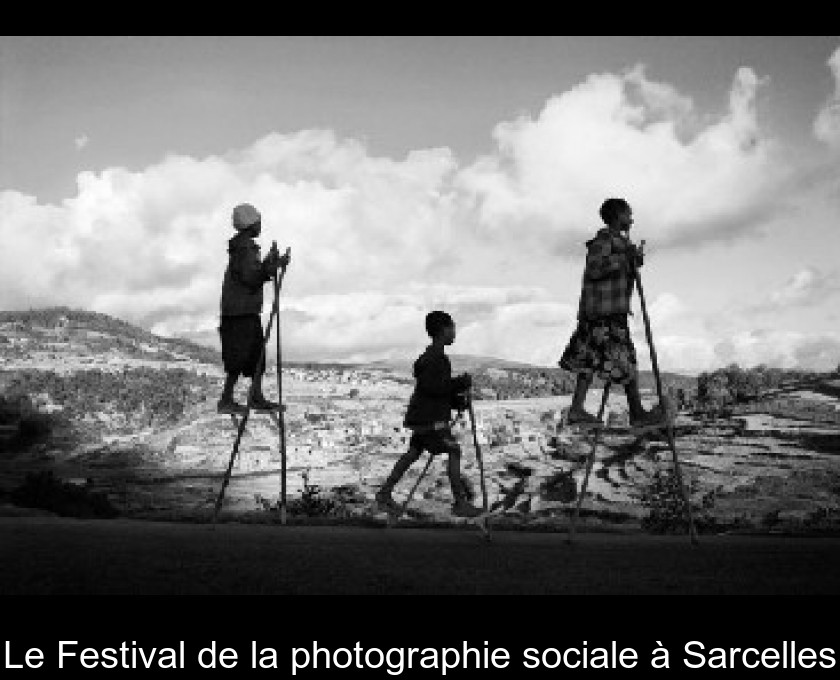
left=440, top=433, right=481, bottom=515
left=624, top=378, right=645, bottom=420
left=250, top=369, right=264, bottom=400
left=566, top=373, right=604, bottom=425
left=445, top=444, right=463, bottom=499
left=569, top=373, right=592, bottom=414
left=446, top=446, right=482, bottom=516
left=377, top=444, right=423, bottom=500
left=625, top=378, right=666, bottom=426
left=220, top=373, right=238, bottom=403
left=249, top=353, right=280, bottom=408
left=240, top=315, right=273, bottom=404
left=219, top=316, right=259, bottom=411
left=218, top=372, right=248, bottom=414
left=218, top=318, right=240, bottom=405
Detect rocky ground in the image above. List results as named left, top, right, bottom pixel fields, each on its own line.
left=3, top=372, right=839, bottom=536
left=2, top=311, right=838, bottom=534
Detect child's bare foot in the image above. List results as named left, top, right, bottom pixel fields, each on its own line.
left=566, top=409, right=602, bottom=426
left=629, top=405, right=667, bottom=429
left=217, top=398, right=248, bottom=415
left=452, top=499, right=483, bottom=517
left=249, top=395, right=280, bottom=411
left=375, top=490, right=400, bottom=513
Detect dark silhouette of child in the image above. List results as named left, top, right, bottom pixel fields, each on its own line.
left=376, top=311, right=482, bottom=517
left=217, top=203, right=289, bottom=415
left=560, top=198, right=663, bottom=429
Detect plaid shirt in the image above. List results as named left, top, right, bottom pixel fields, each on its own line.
left=577, top=228, right=636, bottom=320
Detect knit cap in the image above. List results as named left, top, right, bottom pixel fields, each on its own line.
left=232, top=203, right=261, bottom=230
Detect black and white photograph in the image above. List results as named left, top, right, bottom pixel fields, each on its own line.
left=2, top=35, right=839, bottom=670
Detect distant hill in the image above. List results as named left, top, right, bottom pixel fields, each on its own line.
left=0, top=307, right=221, bottom=367
left=448, top=354, right=546, bottom=373
left=0, top=307, right=699, bottom=394
left=0, top=308, right=228, bottom=452
left=636, top=371, right=698, bottom=394
left=367, top=353, right=696, bottom=394
left=367, top=353, right=543, bottom=376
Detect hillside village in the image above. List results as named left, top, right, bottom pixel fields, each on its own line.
left=1, top=308, right=839, bottom=534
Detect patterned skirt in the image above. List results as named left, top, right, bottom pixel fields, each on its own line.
left=559, top=315, right=638, bottom=384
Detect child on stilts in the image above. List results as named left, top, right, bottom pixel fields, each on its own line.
left=376, top=311, right=482, bottom=518
left=217, top=203, right=290, bottom=415
left=560, top=198, right=665, bottom=429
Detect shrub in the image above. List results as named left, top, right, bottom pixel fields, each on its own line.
left=10, top=470, right=118, bottom=519
left=0, top=395, right=75, bottom=453
left=540, top=471, right=576, bottom=503
left=254, top=477, right=366, bottom=519
left=639, top=468, right=715, bottom=534
left=16, top=412, right=54, bottom=444
left=803, top=506, right=840, bottom=532
left=330, top=484, right=366, bottom=506
left=288, top=482, right=338, bottom=517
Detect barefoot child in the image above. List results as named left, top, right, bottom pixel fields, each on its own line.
left=376, top=311, right=482, bottom=517
left=559, top=198, right=664, bottom=429
left=217, top=203, right=290, bottom=415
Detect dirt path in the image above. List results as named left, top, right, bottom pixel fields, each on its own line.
left=2, top=517, right=839, bottom=595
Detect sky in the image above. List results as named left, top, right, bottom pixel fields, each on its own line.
left=2, top=35, right=840, bottom=374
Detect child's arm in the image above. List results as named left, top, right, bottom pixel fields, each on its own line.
left=234, top=243, right=279, bottom=291
left=584, top=236, right=628, bottom=281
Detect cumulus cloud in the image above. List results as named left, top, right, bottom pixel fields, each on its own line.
left=814, top=46, right=840, bottom=148
left=651, top=330, right=840, bottom=375
left=640, top=292, right=687, bottom=330
left=74, top=135, right=89, bottom=150
left=458, top=64, right=785, bottom=253
left=626, top=283, right=840, bottom=374
left=651, top=335, right=719, bottom=375
left=2, top=62, right=833, bottom=370
left=713, top=330, right=840, bottom=373
left=271, top=285, right=576, bottom=365
left=0, top=130, right=463, bottom=326
left=748, top=267, right=840, bottom=313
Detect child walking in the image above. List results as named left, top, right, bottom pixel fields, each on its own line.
left=376, top=311, right=482, bottom=518
left=559, top=198, right=664, bottom=428
left=217, top=203, right=290, bottom=415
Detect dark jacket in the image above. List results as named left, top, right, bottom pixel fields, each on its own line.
left=403, top=344, right=470, bottom=429
left=220, top=232, right=273, bottom=316
left=577, top=228, right=636, bottom=320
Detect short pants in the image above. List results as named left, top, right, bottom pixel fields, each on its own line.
left=219, top=314, right=266, bottom=378
left=409, top=427, right=460, bottom=455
